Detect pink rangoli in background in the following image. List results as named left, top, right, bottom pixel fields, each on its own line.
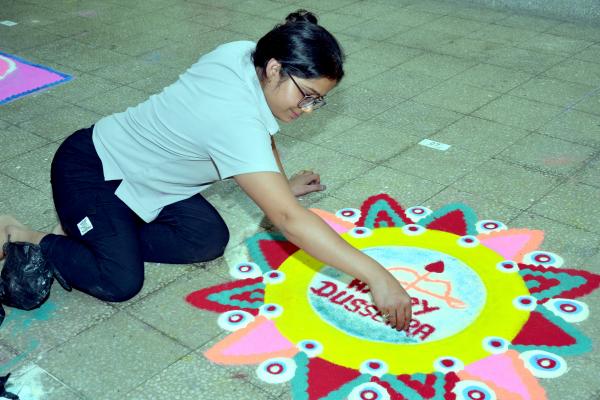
left=187, top=194, right=600, bottom=399
left=0, top=51, right=71, bottom=105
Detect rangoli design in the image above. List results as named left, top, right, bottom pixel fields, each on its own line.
left=186, top=194, right=600, bottom=399
left=0, top=51, right=71, bottom=105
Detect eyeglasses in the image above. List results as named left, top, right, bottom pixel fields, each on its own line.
left=287, top=72, right=326, bottom=111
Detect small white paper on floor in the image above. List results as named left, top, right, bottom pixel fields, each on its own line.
left=1, top=20, right=18, bottom=26
left=419, top=139, right=451, bottom=151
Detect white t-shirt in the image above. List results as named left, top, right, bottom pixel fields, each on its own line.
left=93, top=41, right=280, bottom=222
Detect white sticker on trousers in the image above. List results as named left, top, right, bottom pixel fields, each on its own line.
left=419, top=139, right=451, bottom=151
left=77, top=217, right=93, bottom=236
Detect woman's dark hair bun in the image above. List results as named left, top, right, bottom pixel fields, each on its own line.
left=285, top=9, right=318, bottom=25
left=253, top=8, right=344, bottom=82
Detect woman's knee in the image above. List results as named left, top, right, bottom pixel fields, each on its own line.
left=188, top=216, right=230, bottom=262
left=88, top=268, right=144, bottom=302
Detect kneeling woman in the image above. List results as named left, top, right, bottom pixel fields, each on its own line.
left=0, top=10, right=412, bottom=330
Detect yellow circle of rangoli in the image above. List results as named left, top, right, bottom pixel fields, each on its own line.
left=264, top=227, right=531, bottom=374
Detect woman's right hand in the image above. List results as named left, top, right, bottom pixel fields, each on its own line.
left=368, top=271, right=412, bottom=331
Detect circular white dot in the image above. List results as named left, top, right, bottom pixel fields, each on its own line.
left=483, top=336, right=509, bottom=354
left=458, top=235, right=479, bottom=248
left=453, top=380, right=497, bottom=400
left=522, top=251, right=564, bottom=268
left=259, top=303, right=283, bottom=319
left=263, top=270, right=286, bottom=284
left=229, top=261, right=262, bottom=279
left=519, top=350, right=567, bottom=378
left=349, top=227, right=372, bottom=238
left=476, top=219, right=507, bottom=234
left=336, top=208, right=361, bottom=223
left=217, top=310, right=255, bottom=331
left=256, top=357, right=297, bottom=384
left=433, top=356, right=464, bottom=373
left=544, top=298, right=589, bottom=322
left=496, top=260, right=519, bottom=273
left=402, top=224, right=426, bottom=236
left=513, top=295, right=537, bottom=311
left=406, top=206, right=433, bottom=222
left=297, top=339, right=323, bottom=358
left=347, top=382, right=390, bottom=400
left=359, top=359, right=389, bottom=377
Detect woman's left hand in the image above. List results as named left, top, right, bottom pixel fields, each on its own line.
left=289, top=170, right=326, bottom=196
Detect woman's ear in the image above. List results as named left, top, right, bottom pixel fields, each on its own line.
left=265, top=58, right=282, bottom=81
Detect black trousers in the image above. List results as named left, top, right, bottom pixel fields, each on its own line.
left=40, top=127, right=229, bottom=302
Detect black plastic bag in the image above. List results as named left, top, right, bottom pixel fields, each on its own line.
left=0, top=241, right=71, bottom=326
left=0, top=373, right=19, bottom=399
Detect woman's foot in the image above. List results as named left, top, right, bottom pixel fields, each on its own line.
left=1, top=215, right=23, bottom=260
left=0, top=215, right=47, bottom=260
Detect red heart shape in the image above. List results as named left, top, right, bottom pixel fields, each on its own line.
left=425, top=261, right=445, bottom=274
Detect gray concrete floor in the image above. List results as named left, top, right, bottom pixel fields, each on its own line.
left=1, top=0, right=600, bottom=399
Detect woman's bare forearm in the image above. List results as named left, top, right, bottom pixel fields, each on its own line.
left=234, top=171, right=412, bottom=330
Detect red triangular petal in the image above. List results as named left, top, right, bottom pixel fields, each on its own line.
left=512, top=311, right=576, bottom=346
left=520, top=264, right=600, bottom=301
left=306, top=358, right=361, bottom=400
left=357, top=193, right=412, bottom=227
left=185, top=277, right=263, bottom=315
left=426, top=210, right=469, bottom=236
left=259, top=239, right=299, bottom=269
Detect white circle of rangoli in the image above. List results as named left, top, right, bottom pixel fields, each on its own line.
left=307, top=246, right=486, bottom=344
